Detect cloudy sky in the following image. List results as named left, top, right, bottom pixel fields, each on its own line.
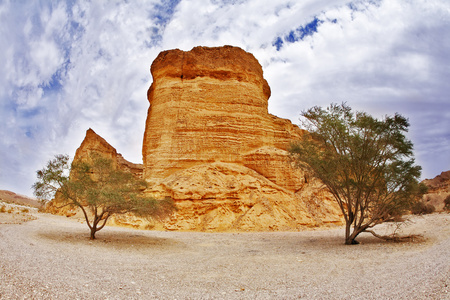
left=1, top=0, right=449, bottom=197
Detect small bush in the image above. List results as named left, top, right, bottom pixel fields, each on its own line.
left=411, top=201, right=435, bottom=215
left=7, top=208, right=13, bottom=214
left=0, top=205, right=6, bottom=213
left=21, top=208, right=30, bottom=213
left=444, top=195, right=450, bottom=211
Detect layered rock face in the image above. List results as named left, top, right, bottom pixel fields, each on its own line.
left=142, top=46, right=342, bottom=230
left=46, top=129, right=147, bottom=226
left=75, top=128, right=143, bottom=178
left=49, top=46, right=343, bottom=231
left=144, top=46, right=303, bottom=188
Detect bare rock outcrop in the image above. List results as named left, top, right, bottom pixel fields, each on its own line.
left=142, top=46, right=342, bottom=230
left=143, top=46, right=299, bottom=182
left=48, top=46, right=343, bottom=231
left=422, top=171, right=450, bottom=211
left=75, top=128, right=143, bottom=178
left=45, top=129, right=147, bottom=227
left=149, top=162, right=341, bottom=231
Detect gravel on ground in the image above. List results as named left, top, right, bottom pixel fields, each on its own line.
left=0, top=211, right=449, bottom=299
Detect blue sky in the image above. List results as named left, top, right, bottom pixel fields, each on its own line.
left=1, top=0, right=449, bottom=197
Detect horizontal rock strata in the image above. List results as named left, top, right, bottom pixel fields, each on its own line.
left=75, top=128, right=143, bottom=178
left=142, top=46, right=342, bottom=230
left=48, top=46, right=343, bottom=231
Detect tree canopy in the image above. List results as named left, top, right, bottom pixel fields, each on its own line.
left=33, top=154, right=174, bottom=239
left=290, top=103, right=424, bottom=244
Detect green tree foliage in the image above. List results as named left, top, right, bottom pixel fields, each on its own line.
left=290, top=103, right=424, bottom=244
left=33, top=154, right=174, bottom=239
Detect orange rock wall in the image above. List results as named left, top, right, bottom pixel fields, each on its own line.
left=49, top=46, right=343, bottom=231
left=76, top=128, right=143, bottom=178
left=141, top=46, right=343, bottom=230
left=143, top=46, right=304, bottom=188
left=45, top=128, right=145, bottom=220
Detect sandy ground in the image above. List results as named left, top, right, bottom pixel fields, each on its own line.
left=0, top=209, right=449, bottom=299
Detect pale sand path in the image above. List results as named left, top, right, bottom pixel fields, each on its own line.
left=0, top=212, right=449, bottom=299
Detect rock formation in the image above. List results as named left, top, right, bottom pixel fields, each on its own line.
left=45, top=129, right=148, bottom=227
left=75, top=128, right=143, bottom=178
left=142, top=46, right=342, bottom=230
left=49, top=46, right=343, bottom=231
left=422, top=171, right=450, bottom=211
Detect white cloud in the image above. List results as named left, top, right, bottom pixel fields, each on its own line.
left=1, top=0, right=449, bottom=195
left=263, top=0, right=450, bottom=179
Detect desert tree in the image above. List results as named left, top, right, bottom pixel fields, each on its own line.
left=33, top=154, right=174, bottom=239
left=290, top=103, right=424, bottom=244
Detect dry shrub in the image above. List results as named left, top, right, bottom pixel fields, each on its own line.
left=444, top=195, right=450, bottom=211
left=411, top=201, right=435, bottom=215
left=0, top=205, right=6, bottom=213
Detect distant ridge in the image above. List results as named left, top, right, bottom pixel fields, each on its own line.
left=0, top=190, right=41, bottom=208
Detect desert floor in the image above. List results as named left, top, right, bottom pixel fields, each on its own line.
left=0, top=207, right=449, bottom=299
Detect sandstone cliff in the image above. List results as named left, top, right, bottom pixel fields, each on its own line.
left=75, top=128, right=143, bottom=178
left=48, top=46, right=343, bottom=231
left=45, top=129, right=146, bottom=225
left=142, top=46, right=342, bottom=230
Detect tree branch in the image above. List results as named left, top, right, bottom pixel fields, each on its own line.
left=364, top=229, right=423, bottom=242
left=78, top=205, right=92, bottom=230
left=97, top=212, right=110, bottom=231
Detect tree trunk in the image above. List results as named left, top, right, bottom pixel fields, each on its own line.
left=344, top=221, right=353, bottom=245
left=345, top=237, right=360, bottom=245
left=90, top=215, right=99, bottom=240
left=90, top=228, right=96, bottom=240
left=89, top=212, right=108, bottom=240
left=345, top=224, right=361, bottom=245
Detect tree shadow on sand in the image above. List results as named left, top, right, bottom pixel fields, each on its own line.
left=36, top=227, right=184, bottom=252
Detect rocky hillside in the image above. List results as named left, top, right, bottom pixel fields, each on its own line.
left=422, top=171, right=450, bottom=211
left=0, top=190, right=41, bottom=208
